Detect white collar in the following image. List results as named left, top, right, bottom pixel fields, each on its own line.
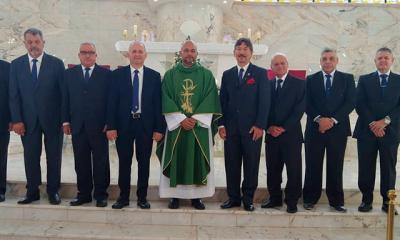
left=130, top=65, right=144, bottom=74
left=28, top=52, right=44, bottom=63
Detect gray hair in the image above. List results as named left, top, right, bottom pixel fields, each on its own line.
left=181, top=40, right=197, bottom=51
left=235, top=38, right=253, bottom=52
left=24, top=28, right=44, bottom=41
left=270, top=52, right=288, bottom=63
left=375, top=47, right=393, bottom=59
left=128, top=41, right=146, bottom=52
left=80, top=42, right=96, bottom=51
left=321, top=47, right=337, bottom=57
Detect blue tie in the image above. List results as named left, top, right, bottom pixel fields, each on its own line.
left=84, top=68, right=90, bottom=84
left=31, top=59, right=38, bottom=87
left=132, top=70, right=139, bottom=113
left=276, top=79, right=283, bottom=98
left=238, top=68, right=244, bottom=85
left=325, top=74, right=332, bottom=98
left=381, top=74, right=387, bottom=96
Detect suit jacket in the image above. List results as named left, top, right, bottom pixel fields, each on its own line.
left=107, top=65, right=164, bottom=135
left=305, top=70, right=356, bottom=138
left=62, top=64, right=112, bottom=135
left=0, top=60, right=10, bottom=133
left=353, top=71, right=400, bottom=143
left=219, top=62, right=270, bottom=137
left=9, top=53, right=65, bottom=133
left=265, top=74, right=306, bottom=144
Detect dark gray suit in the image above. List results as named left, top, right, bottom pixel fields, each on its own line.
left=0, top=60, right=10, bottom=195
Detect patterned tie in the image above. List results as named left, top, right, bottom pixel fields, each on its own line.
left=238, top=68, right=244, bottom=85
left=380, top=74, right=387, bottom=96
left=31, top=59, right=38, bottom=87
left=132, top=69, right=139, bottom=113
left=325, top=74, right=332, bottom=98
left=276, top=79, right=283, bottom=98
left=84, top=68, right=90, bottom=84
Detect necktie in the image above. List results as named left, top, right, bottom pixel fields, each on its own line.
left=32, top=59, right=38, bottom=87
left=381, top=74, right=387, bottom=96
left=132, top=69, right=139, bottom=113
left=276, top=79, right=283, bottom=98
left=325, top=74, right=332, bottom=98
left=84, top=68, right=90, bottom=84
left=238, top=68, right=244, bottom=85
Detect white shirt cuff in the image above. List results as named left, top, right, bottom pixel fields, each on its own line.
left=314, top=115, right=321, bottom=122
left=165, top=113, right=186, bottom=131
left=192, top=114, right=212, bottom=128
left=331, top=118, right=338, bottom=124
left=63, top=122, right=70, bottom=126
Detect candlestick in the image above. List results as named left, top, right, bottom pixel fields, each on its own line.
left=238, top=32, right=242, bottom=39
left=247, top=28, right=251, bottom=38
left=123, top=29, right=127, bottom=41
left=142, top=30, right=147, bottom=42
left=257, top=32, right=261, bottom=44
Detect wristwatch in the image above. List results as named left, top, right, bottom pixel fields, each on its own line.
left=384, top=116, right=391, bottom=125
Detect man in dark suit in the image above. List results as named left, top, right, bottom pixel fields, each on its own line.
left=354, top=47, right=399, bottom=215
left=261, top=53, right=306, bottom=214
left=0, top=60, right=11, bottom=202
left=62, top=43, right=111, bottom=207
left=219, top=38, right=270, bottom=211
left=107, top=42, right=164, bottom=209
left=303, top=47, right=356, bottom=212
left=9, top=28, right=65, bottom=205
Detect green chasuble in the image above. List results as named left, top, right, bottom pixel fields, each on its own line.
left=157, top=62, right=221, bottom=187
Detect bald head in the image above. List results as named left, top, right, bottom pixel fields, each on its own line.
left=180, top=40, right=198, bottom=67
left=270, top=53, right=289, bottom=79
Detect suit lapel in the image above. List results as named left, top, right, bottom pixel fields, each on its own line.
left=231, top=66, right=239, bottom=88
left=142, top=66, right=149, bottom=105
left=276, top=74, right=292, bottom=104
left=76, top=65, right=86, bottom=89
left=35, top=53, right=48, bottom=92
left=239, top=62, right=253, bottom=88
left=328, top=71, right=342, bottom=101
left=316, top=71, right=327, bottom=105
left=372, top=72, right=382, bottom=100
left=126, top=65, right=133, bottom=100
left=22, top=54, right=35, bottom=92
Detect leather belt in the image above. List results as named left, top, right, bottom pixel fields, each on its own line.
left=132, top=113, right=141, bottom=119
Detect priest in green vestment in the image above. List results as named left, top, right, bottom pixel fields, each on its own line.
left=158, top=40, right=221, bottom=210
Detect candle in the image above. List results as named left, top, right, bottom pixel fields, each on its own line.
left=247, top=28, right=251, bottom=38
left=123, top=29, right=127, bottom=36
left=238, top=32, right=242, bottom=38
left=257, top=32, right=261, bottom=39
left=134, top=25, right=137, bottom=35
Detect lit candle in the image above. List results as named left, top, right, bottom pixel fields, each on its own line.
left=238, top=32, right=242, bottom=38
left=247, top=28, right=251, bottom=38
left=257, top=32, right=261, bottom=39
left=123, top=29, right=127, bottom=36
left=134, top=25, right=137, bottom=35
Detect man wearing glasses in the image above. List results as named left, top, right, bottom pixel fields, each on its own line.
left=62, top=42, right=111, bottom=207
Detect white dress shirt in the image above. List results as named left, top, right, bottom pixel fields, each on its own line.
left=377, top=70, right=391, bottom=85
left=130, top=65, right=144, bottom=114
left=28, top=52, right=44, bottom=78
left=82, top=64, right=94, bottom=78
left=275, top=72, right=288, bottom=90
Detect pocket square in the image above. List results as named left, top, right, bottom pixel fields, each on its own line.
left=247, top=78, right=256, bottom=84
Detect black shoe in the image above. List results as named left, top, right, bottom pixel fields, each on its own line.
left=244, top=203, right=255, bottom=212
left=137, top=198, right=151, bottom=209
left=330, top=205, right=347, bottom=213
left=48, top=193, right=61, bottom=205
left=358, top=202, right=373, bottom=212
left=261, top=200, right=283, bottom=209
left=96, top=199, right=107, bottom=208
left=382, top=203, right=398, bottom=215
left=287, top=205, right=298, bottom=214
left=191, top=199, right=205, bottom=210
left=168, top=198, right=180, bottom=209
left=18, top=194, right=40, bottom=204
left=220, top=199, right=241, bottom=209
left=112, top=197, right=130, bottom=209
left=70, top=198, right=92, bottom=206
left=303, top=203, right=315, bottom=210
left=0, top=194, right=4, bottom=202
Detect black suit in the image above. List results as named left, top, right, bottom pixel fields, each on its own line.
left=265, top=74, right=306, bottom=206
left=353, top=71, right=400, bottom=204
left=303, top=70, right=356, bottom=207
left=107, top=65, right=163, bottom=201
left=219, top=62, right=270, bottom=205
left=62, top=64, right=111, bottom=201
left=9, top=53, right=65, bottom=196
left=0, top=60, right=10, bottom=195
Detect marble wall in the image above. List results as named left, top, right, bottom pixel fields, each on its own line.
left=0, top=0, right=399, bottom=79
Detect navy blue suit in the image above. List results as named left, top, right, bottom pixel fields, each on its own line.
left=107, top=65, right=163, bottom=200
left=62, top=64, right=111, bottom=201
left=0, top=60, right=10, bottom=195
left=219, top=62, right=270, bottom=205
left=265, top=74, right=306, bottom=206
left=303, top=70, right=356, bottom=207
left=9, top=53, right=65, bottom=196
left=353, top=71, right=400, bottom=205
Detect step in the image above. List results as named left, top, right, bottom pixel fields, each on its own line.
left=0, top=197, right=398, bottom=229
left=5, top=180, right=384, bottom=204
left=0, top=219, right=397, bottom=240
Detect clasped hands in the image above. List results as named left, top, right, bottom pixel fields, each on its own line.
left=219, top=126, right=263, bottom=141
left=369, top=119, right=387, bottom=138
left=181, top=117, right=197, bottom=130
left=318, top=118, right=335, bottom=133
left=267, top=126, right=286, bottom=137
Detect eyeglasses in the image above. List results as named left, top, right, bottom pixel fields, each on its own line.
left=80, top=51, right=96, bottom=55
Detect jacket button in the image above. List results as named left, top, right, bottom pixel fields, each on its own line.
left=237, top=110, right=240, bottom=113
left=84, top=91, right=87, bottom=93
